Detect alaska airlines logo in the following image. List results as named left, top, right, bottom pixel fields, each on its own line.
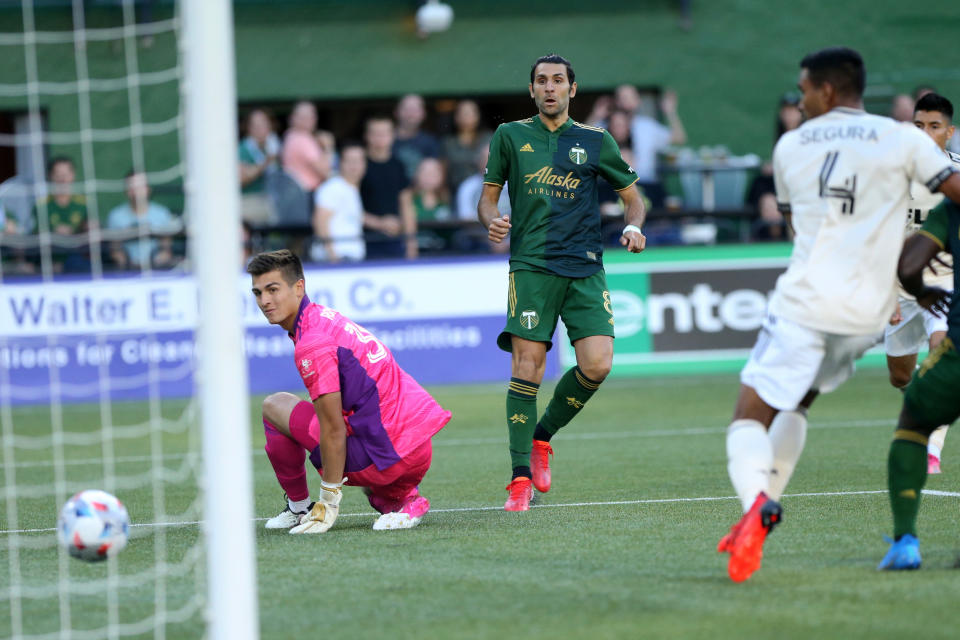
left=522, top=166, right=581, bottom=190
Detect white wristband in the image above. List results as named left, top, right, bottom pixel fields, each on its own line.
left=622, top=224, right=642, bottom=236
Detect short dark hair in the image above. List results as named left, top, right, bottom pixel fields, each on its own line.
left=530, top=54, right=575, bottom=85
left=246, top=249, right=304, bottom=285
left=800, top=47, right=865, bottom=99
left=914, top=93, right=953, bottom=122
left=339, top=139, right=365, bottom=154
left=47, top=155, right=74, bottom=176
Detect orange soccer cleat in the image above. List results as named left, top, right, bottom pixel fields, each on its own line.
left=718, top=491, right=782, bottom=583
left=504, top=477, right=533, bottom=511
left=530, top=440, right=554, bottom=493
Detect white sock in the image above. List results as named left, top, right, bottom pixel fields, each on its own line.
left=289, top=497, right=312, bottom=513
left=767, top=410, right=807, bottom=501
left=726, top=419, right=773, bottom=512
left=928, top=425, right=948, bottom=460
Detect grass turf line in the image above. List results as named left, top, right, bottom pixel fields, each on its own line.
left=2, top=369, right=959, bottom=639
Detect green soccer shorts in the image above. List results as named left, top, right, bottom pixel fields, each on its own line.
left=904, top=337, right=960, bottom=429
left=497, top=268, right=615, bottom=352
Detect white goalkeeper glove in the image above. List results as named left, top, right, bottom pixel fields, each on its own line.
left=289, top=479, right=343, bottom=535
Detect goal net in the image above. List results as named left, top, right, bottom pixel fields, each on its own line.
left=0, top=1, right=257, bottom=638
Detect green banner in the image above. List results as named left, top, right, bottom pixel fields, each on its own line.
left=559, top=243, right=889, bottom=376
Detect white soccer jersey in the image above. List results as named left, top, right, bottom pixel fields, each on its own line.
left=900, top=149, right=960, bottom=295
left=770, top=107, right=957, bottom=335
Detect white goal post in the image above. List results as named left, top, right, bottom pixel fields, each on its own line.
left=182, top=1, right=258, bottom=639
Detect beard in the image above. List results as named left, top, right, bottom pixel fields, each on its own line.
left=537, top=97, right=566, bottom=116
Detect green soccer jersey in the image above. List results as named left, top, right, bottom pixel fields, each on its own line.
left=32, top=195, right=88, bottom=233
left=919, top=199, right=960, bottom=344
left=484, top=116, right=637, bottom=278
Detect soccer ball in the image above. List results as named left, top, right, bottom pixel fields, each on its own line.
left=57, top=490, right=130, bottom=562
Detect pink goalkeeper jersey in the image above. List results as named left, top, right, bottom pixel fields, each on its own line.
left=290, top=296, right=451, bottom=472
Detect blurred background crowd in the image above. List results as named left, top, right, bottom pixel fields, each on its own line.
left=1, top=0, right=958, bottom=275
left=3, top=85, right=958, bottom=275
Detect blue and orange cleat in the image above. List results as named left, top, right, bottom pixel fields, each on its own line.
left=718, top=491, right=782, bottom=583
left=504, top=477, right=533, bottom=511
left=878, top=534, right=921, bottom=570
left=531, top=440, right=554, bottom=493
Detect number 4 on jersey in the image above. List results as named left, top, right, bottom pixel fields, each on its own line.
left=819, top=151, right=857, bottom=215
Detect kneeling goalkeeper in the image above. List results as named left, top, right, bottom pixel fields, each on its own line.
left=248, top=250, right=451, bottom=533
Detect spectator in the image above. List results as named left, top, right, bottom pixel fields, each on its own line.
left=595, top=110, right=637, bottom=217
left=615, top=84, right=687, bottom=207
left=32, top=156, right=89, bottom=272
left=310, top=142, right=367, bottom=263
left=443, top=99, right=491, bottom=207
left=3, top=202, right=16, bottom=234
left=282, top=101, right=331, bottom=194
left=360, top=117, right=417, bottom=259
left=890, top=93, right=914, bottom=122
left=238, top=108, right=280, bottom=225
left=316, top=129, right=338, bottom=171
left=107, top=170, right=181, bottom=270
left=393, top=93, right=441, bottom=180
left=455, top=146, right=510, bottom=254
left=585, top=94, right=613, bottom=128
left=0, top=176, right=37, bottom=273
left=606, top=109, right=635, bottom=167
left=411, top=157, right=453, bottom=254
left=747, top=92, right=802, bottom=241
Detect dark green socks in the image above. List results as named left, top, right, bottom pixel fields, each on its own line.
left=534, top=366, right=602, bottom=442
left=507, top=377, right=539, bottom=474
left=888, top=431, right=929, bottom=539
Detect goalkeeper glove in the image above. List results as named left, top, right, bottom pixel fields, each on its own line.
left=289, top=479, right=343, bottom=535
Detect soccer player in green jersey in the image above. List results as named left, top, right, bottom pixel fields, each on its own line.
left=879, top=198, right=960, bottom=570
left=478, top=54, right=647, bottom=511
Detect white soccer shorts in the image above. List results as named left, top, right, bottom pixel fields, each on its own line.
left=741, top=314, right=877, bottom=411
left=884, top=295, right=951, bottom=357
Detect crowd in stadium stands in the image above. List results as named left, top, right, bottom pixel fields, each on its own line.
left=7, top=82, right=960, bottom=274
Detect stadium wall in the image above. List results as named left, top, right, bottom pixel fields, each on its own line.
left=1, top=0, right=958, bottom=218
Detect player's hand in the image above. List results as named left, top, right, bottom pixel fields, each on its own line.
left=488, top=215, right=511, bottom=243
left=620, top=228, right=646, bottom=253
left=915, top=287, right=951, bottom=318
left=289, top=480, right=343, bottom=534
left=928, top=253, right=952, bottom=275
left=888, top=302, right=902, bottom=326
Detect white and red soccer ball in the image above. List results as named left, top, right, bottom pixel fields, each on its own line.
left=57, top=490, right=130, bottom=562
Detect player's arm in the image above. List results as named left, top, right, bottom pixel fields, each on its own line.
left=898, top=202, right=951, bottom=316
left=617, top=184, right=646, bottom=253
left=479, top=126, right=511, bottom=242
left=314, top=391, right=346, bottom=484
left=478, top=183, right=510, bottom=243
left=290, top=391, right=346, bottom=534
left=936, top=171, right=960, bottom=204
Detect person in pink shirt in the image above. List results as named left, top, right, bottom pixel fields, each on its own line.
left=247, top=249, right=451, bottom=533
left=282, top=101, right=331, bottom=193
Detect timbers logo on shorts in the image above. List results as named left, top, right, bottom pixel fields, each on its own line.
left=520, top=310, right=539, bottom=330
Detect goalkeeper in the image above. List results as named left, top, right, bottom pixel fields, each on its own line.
left=247, top=250, right=451, bottom=533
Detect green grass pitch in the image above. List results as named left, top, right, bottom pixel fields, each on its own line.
left=2, top=368, right=959, bottom=639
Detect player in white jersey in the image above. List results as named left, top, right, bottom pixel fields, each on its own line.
left=716, top=47, right=960, bottom=583
left=884, top=93, right=960, bottom=474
